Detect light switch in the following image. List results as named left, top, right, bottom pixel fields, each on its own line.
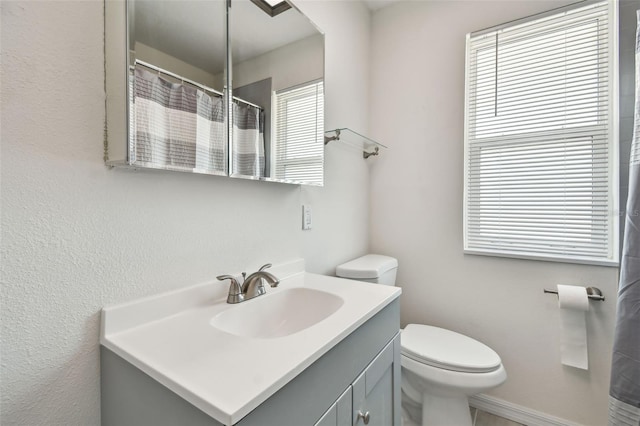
left=302, top=205, right=312, bottom=230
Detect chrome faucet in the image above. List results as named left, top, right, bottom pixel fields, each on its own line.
left=216, top=263, right=280, bottom=304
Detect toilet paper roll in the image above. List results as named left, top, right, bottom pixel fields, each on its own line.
left=557, top=285, right=589, bottom=370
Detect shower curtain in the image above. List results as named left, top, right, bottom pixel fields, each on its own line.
left=609, top=10, right=640, bottom=426
left=232, top=101, right=265, bottom=177
left=132, top=67, right=226, bottom=173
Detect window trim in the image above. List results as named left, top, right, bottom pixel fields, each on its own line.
left=462, top=0, right=619, bottom=267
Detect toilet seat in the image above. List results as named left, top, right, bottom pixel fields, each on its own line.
left=401, top=324, right=502, bottom=373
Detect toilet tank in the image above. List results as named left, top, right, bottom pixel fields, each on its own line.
left=336, top=254, right=398, bottom=286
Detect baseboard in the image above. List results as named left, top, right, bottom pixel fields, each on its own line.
left=469, top=394, right=582, bottom=426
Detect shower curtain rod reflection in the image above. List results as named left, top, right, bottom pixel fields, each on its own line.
left=133, top=60, right=264, bottom=110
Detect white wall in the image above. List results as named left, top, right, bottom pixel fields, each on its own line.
left=296, top=1, right=373, bottom=275
left=0, top=1, right=372, bottom=424
left=135, top=42, right=220, bottom=89
left=232, top=34, right=323, bottom=91
left=369, top=2, right=620, bottom=425
left=230, top=2, right=373, bottom=276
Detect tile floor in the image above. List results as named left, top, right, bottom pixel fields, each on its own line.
left=470, top=407, right=525, bottom=426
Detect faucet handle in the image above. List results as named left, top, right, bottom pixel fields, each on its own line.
left=216, top=274, right=238, bottom=286
left=258, top=263, right=272, bottom=272
left=216, top=275, right=244, bottom=304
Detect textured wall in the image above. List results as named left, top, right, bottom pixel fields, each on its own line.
left=368, top=2, right=626, bottom=425
left=297, top=1, right=373, bottom=276
left=0, top=1, right=372, bottom=424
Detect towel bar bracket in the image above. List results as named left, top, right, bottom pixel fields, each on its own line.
left=324, top=129, right=341, bottom=145
left=363, top=147, right=379, bottom=159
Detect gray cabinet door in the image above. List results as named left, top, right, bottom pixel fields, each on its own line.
left=315, top=386, right=353, bottom=426
left=352, top=335, right=401, bottom=426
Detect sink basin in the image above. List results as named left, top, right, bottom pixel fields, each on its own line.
left=210, top=287, right=344, bottom=338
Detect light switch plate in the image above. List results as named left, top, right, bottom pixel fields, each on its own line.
left=302, top=205, right=312, bottom=230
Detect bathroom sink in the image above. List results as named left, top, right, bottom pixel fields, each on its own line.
left=210, top=287, right=344, bottom=338
left=102, top=266, right=402, bottom=424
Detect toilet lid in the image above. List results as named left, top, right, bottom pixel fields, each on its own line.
left=336, top=254, right=398, bottom=279
left=401, top=324, right=502, bottom=373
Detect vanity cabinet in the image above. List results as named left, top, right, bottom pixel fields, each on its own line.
left=101, top=299, right=400, bottom=426
left=314, top=335, right=400, bottom=426
left=314, top=386, right=352, bottom=426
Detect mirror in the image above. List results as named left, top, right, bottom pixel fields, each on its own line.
left=106, top=0, right=324, bottom=186
left=229, top=0, right=325, bottom=185
left=127, top=0, right=228, bottom=175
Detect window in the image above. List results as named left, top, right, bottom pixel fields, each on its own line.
left=273, top=80, right=324, bottom=185
left=464, top=1, right=618, bottom=265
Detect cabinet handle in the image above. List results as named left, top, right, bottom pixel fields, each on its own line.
left=357, top=410, right=370, bottom=425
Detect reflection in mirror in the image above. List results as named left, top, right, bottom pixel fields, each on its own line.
left=128, top=0, right=228, bottom=175
left=229, top=0, right=324, bottom=185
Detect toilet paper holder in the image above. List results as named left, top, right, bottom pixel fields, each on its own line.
left=543, top=287, right=605, bottom=301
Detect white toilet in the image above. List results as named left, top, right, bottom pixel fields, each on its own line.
left=336, top=254, right=507, bottom=426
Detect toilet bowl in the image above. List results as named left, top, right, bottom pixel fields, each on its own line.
left=336, top=255, right=507, bottom=426
left=401, top=324, right=507, bottom=425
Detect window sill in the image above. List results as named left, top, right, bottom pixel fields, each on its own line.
left=463, top=248, right=619, bottom=268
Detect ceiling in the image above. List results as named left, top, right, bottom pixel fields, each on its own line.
left=133, top=0, right=320, bottom=74
left=362, top=0, right=403, bottom=11
left=132, top=0, right=401, bottom=74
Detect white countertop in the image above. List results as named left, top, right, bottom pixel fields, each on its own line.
left=100, top=260, right=401, bottom=425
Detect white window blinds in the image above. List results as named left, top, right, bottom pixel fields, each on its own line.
left=273, top=80, right=324, bottom=185
left=464, top=0, right=618, bottom=265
